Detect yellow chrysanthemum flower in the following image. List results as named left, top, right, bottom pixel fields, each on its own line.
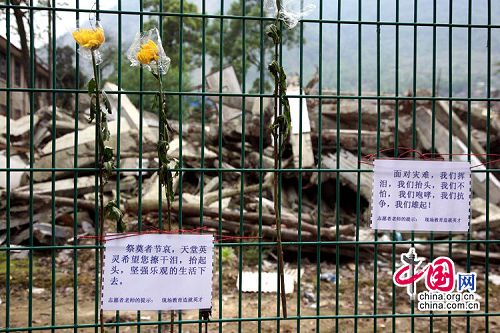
left=136, top=40, right=160, bottom=65
left=127, top=28, right=170, bottom=75
left=72, top=27, right=105, bottom=50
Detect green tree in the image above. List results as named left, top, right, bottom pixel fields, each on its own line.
left=110, top=62, right=190, bottom=120
left=55, top=45, right=87, bottom=108
left=206, top=0, right=300, bottom=91
left=143, top=0, right=203, bottom=67
left=108, top=0, right=201, bottom=118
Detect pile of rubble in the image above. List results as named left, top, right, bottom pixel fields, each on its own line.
left=1, top=66, right=500, bottom=263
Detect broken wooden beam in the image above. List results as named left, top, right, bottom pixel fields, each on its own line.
left=311, top=129, right=393, bottom=151
left=9, top=191, right=95, bottom=212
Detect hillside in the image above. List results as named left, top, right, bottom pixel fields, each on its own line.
left=47, top=0, right=499, bottom=95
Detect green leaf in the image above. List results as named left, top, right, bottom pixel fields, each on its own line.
left=103, top=161, right=114, bottom=183
left=278, top=67, right=288, bottom=93
left=88, top=97, right=96, bottom=123
left=281, top=99, right=292, bottom=143
left=103, top=146, right=114, bottom=162
left=165, top=119, right=174, bottom=136
left=152, top=93, right=159, bottom=112
left=102, top=91, right=113, bottom=115
left=268, top=60, right=280, bottom=78
left=157, top=140, right=170, bottom=164
left=159, top=163, right=168, bottom=183
left=117, top=219, right=126, bottom=233
left=163, top=168, right=175, bottom=202
left=87, top=78, right=97, bottom=94
left=158, top=160, right=179, bottom=203
left=105, top=200, right=124, bottom=229
left=166, top=171, right=175, bottom=202
left=266, top=24, right=280, bottom=44
left=173, top=160, right=180, bottom=176
left=101, top=121, right=111, bottom=142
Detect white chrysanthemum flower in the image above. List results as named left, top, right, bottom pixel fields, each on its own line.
left=265, top=0, right=316, bottom=29
left=126, top=27, right=171, bottom=75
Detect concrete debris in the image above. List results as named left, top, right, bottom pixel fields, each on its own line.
left=1, top=71, right=499, bottom=264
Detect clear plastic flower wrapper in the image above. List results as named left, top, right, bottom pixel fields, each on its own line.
left=71, top=19, right=105, bottom=64
left=127, top=27, right=171, bottom=75
left=265, top=0, right=315, bottom=29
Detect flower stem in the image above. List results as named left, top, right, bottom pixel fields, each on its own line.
left=157, top=64, right=172, bottom=232
left=91, top=51, right=105, bottom=240
left=271, top=18, right=287, bottom=319
left=92, top=49, right=106, bottom=333
left=157, top=63, right=175, bottom=333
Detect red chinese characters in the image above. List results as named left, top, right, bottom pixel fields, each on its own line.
left=425, top=257, right=455, bottom=292
left=393, top=248, right=455, bottom=298
left=394, top=264, right=425, bottom=286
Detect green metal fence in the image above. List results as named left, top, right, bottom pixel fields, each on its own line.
left=1, top=0, right=499, bottom=332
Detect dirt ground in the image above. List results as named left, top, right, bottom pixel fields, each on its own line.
left=1, top=247, right=500, bottom=332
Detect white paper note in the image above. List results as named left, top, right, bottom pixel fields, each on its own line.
left=237, top=271, right=295, bottom=294
left=288, top=87, right=311, bottom=134
left=101, top=234, right=213, bottom=311
left=371, top=160, right=471, bottom=232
